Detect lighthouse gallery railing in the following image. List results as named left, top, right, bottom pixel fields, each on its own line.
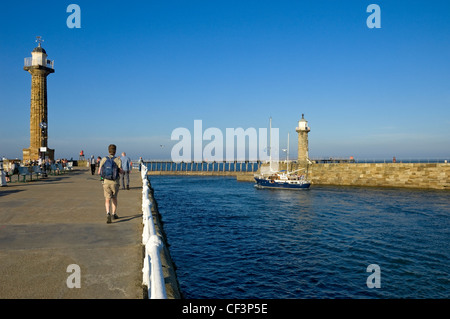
left=24, top=57, right=54, bottom=69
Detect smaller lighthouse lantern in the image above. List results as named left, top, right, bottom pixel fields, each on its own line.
left=297, top=114, right=310, bottom=132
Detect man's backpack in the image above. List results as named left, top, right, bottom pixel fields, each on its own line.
left=101, top=156, right=119, bottom=180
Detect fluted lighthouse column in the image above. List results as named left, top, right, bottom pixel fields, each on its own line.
left=23, top=37, right=55, bottom=162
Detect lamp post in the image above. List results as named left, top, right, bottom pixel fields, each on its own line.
left=39, top=121, right=48, bottom=177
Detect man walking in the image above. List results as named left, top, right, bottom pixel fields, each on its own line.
left=120, top=152, right=132, bottom=190
left=98, top=144, right=123, bottom=224
left=89, top=155, right=96, bottom=175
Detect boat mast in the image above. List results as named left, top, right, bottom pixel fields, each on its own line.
left=287, top=132, right=290, bottom=174
left=269, top=117, right=272, bottom=172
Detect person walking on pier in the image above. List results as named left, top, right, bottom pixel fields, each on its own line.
left=98, top=144, right=123, bottom=224
left=89, top=155, right=96, bottom=175
left=120, top=152, right=132, bottom=190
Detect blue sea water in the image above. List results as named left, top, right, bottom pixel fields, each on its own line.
left=150, top=176, right=450, bottom=299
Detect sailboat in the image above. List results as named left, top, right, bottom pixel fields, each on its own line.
left=254, top=118, right=311, bottom=190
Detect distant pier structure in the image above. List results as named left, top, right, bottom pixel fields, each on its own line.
left=23, top=37, right=55, bottom=162
left=296, top=114, right=310, bottom=164
left=144, top=161, right=261, bottom=174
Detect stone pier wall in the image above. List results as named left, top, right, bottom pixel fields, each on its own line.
left=274, top=162, right=450, bottom=190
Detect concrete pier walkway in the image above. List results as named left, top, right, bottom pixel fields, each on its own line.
left=0, top=168, right=144, bottom=298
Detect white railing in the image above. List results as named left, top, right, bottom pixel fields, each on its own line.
left=24, top=57, right=54, bottom=69
left=141, top=164, right=167, bottom=299
left=47, top=59, right=54, bottom=69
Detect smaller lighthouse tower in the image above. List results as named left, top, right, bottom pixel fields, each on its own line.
left=23, top=37, right=55, bottom=162
left=296, top=114, right=310, bottom=164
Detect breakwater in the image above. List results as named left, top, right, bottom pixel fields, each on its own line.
left=144, top=161, right=258, bottom=182
left=273, top=162, right=450, bottom=190
left=144, top=161, right=449, bottom=190
left=145, top=160, right=261, bottom=173
left=304, top=162, right=449, bottom=190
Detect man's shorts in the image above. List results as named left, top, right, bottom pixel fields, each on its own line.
left=103, top=181, right=120, bottom=199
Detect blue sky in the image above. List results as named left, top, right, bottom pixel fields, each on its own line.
left=1, top=0, right=449, bottom=160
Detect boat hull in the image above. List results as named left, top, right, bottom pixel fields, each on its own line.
left=254, top=177, right=311, bottom=190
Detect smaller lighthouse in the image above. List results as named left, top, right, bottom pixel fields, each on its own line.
left=296, top=114, right=310, bottom=164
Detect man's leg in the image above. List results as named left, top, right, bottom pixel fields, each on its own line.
left=104, top=183, right=116, bottom=223
left=126, top=171, right=130, bottom=189
left=105, top=197, right=112, bottom=223
left=111, top=183, right=119, bottom=219
left=120, top=173, right=125, bottom=189
left=111, top=197, right=117, bottom=214
left=105, top=198, right=110, bottom=213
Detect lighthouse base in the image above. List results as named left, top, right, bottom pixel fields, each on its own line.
left=23, top=147, right=55, bottom=163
